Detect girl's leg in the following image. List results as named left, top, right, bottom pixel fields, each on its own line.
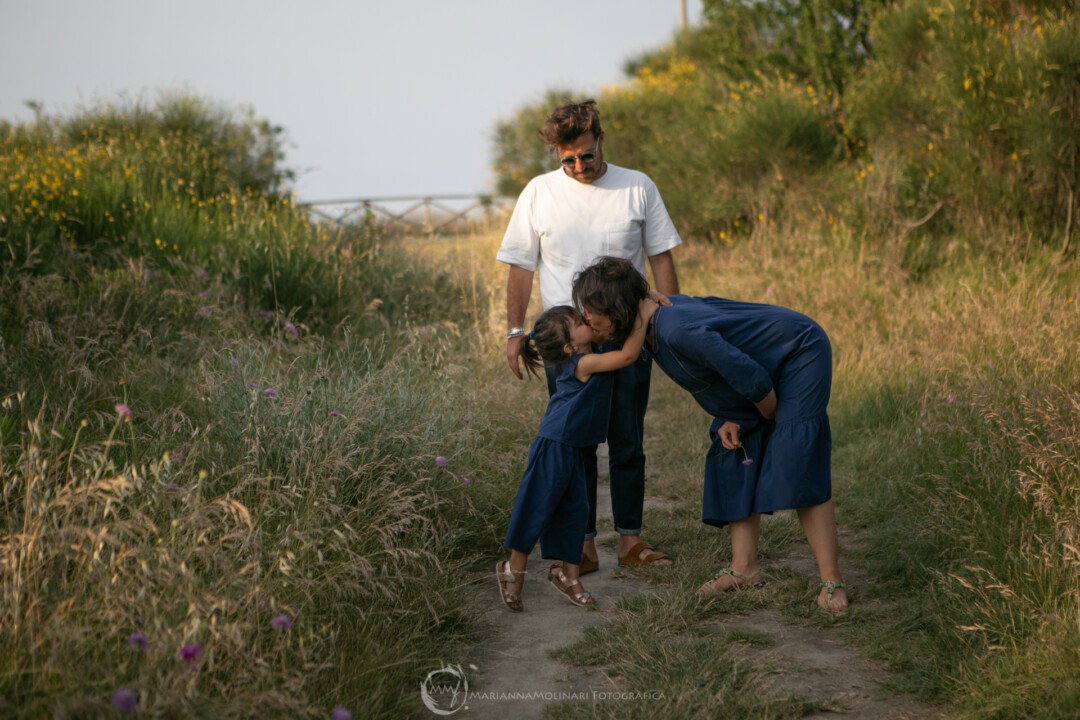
left=699, top=514, right=764, bottom=593
left=508, top=549, right=529, bottom=575
left=795, top=499, right=848, bottom=613
left=496, top=549, right=529, bottom=612
left=545, top=454, right=594, bottom=607
left=548, top=560, right=594, bottom=607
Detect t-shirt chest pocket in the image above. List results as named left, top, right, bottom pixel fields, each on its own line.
left=604, top=223, right=642, bottom=256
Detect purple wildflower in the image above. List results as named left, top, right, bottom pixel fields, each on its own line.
left=262, top=388, right=278, bottom=398
left=284, top=322, right=299, bottom=339
left=329, top=411, right=340, bottom=417
left=740, top=446, right=754, bottom=466
left=331, top=708, right=353, bottom=720
left=196, top=269, right=210, bottom=281
left=165, top=482, right=181, bottom=492
left=435, top=455, right=448, bottom=469
left=256, top=309, right=272, bottom=319
left=947, top=393, right=957, bottom=404
left=179, top=643, right=204, bottom=663
left=462, top=477, right=471, bottom=488
left=115, top=403, right=133, bottom=421
left=126, top=632, right=148, bottom=651
left=198, top=305, right=212, bottom=316
left=271, top=614, right=293, bottom=631
left=170, top=449, right=185, bottom=467
left=112, top=688, right=138, bottom=715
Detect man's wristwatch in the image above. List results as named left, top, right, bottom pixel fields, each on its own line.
left=506, top=327, right=525, bottom=340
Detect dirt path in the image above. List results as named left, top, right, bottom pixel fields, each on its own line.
left=457, top=457, right=943, bottom=719
left=460, top=477, right=660, bottom=719
left=717, top=521, right=943, bottom=719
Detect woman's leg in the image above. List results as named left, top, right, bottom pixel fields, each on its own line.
left=699, top=514, right=764, bottom=592
left=729, top=513, right=761, bottom=573
left=796, top=499, right=848, bottom=612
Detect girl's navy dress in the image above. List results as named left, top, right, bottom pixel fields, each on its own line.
left=504, top=354, right=614, bottom=563
left=648, top=295, right=832, bottom=526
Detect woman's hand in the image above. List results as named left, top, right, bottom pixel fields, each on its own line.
left=717, top=421, right=742, bottom=450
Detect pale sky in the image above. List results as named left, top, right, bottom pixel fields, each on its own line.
left=1, top=0, right=703, bottom=202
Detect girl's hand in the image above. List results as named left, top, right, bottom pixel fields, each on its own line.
left=638, top=297, right=659, bottom=321
left=717, top=421, right=741, bottom=450
left=648, top=290, right=672, bottom=307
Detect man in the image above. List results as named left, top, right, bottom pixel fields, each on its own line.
left=496, top=99, right=681, bottom=572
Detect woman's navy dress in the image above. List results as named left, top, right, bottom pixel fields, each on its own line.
left=504, top=354, right=614, bottom=562
left=648, top=295, right=832, bottom=525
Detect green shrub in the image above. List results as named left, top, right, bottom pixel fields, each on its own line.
left=845, top=1, right=1080, bottom=258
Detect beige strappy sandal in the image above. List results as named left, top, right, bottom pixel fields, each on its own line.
left=547, top=564, right=595, bottom=608
left=697, top=567, right=766, bottom=595
left=495, top=560, right=525, bottom=611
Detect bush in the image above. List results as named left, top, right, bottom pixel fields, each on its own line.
left=845, top=1, right=1080, bottom=257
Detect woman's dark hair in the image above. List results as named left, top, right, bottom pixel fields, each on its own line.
left=572, top=256, right=649, bottom=345
left=519, top=306, right=578, bottom=379
left=538, top=100, right=602, bottom=148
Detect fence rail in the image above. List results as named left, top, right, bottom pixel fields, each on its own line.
left=299, top=194, right=514, bottom=234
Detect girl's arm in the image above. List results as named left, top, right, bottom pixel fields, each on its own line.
left=576, top=298, right=657, bottom=381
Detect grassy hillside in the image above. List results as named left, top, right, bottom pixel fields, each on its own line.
left=0, top=97, right=523, bottom=718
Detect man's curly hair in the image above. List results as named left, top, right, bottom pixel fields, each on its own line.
left=538, top=100, right=602, bottom=148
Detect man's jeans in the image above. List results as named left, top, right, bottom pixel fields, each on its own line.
left=546, top=345, right=652, bottom=539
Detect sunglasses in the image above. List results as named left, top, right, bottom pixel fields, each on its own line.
left=558, top=142, right=601, bottom=168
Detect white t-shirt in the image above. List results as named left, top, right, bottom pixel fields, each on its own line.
left=496, top=164, right=682, bottom=309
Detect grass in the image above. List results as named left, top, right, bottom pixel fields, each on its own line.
left=3, top=98, right=1079, bottom=718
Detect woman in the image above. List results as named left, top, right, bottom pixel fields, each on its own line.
left=572, top=257, right=847, bottom=613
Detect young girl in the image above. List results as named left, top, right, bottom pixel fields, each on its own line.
left=496, top=297, right=658, bottom=611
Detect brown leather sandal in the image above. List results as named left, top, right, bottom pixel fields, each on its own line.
left=495, top=560, right=525, bottom=612
left=547, top=564, right=595, bottom=607
left=579, top=553, right=599, bottom=575
left=617, top=541, right=671, bottom=567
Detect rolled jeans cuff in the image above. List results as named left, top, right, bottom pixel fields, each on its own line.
left=614, top=526, right=642, bottom=537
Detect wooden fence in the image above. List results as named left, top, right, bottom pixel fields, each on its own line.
left=299, top=194, right=514, bottom=234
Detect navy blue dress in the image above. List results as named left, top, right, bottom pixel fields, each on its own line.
left=647, top=296, right=832, bottom=526
left=504, top=354, right=614, bottom=562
